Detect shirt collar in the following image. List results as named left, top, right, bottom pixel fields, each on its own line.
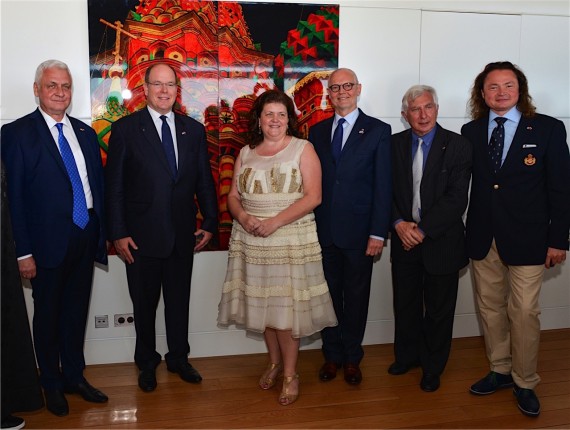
left=334, top=108, right=359, bottom=126
left=412, top=124, right=437, bottom=147
left=489, top=106, right=521, bottom=125
left=147, top=106, right=173, bottom=121
left=38, top=107, right=70, bottom=129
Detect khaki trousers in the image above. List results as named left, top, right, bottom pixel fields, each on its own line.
left=471, top=240, right=544, bottom=389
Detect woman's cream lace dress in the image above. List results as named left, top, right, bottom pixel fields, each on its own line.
left=218, top=137, right=337, bottom=337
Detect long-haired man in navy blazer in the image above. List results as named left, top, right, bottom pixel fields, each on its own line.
left=1, top=59, right=108, bottom=416
left=462, top=61, right=570, bottom=417
left=105, top=63, right=218, bottom=392
left=309, top=68, right=392, bottom=385
left=389, top=85, right=472, bottom=392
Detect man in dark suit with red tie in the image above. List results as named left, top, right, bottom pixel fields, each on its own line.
left=309, top=68, right=392, bottom=385
left=389, top=85, right=472, bottom=392
left=1, top=59, right=108, bottom=417
left=105, top=62, right=218, bottom=392
left=462, top=61, right=570, bottom=417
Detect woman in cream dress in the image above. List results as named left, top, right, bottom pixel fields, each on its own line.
left=218, top=90, right=337, bottom=405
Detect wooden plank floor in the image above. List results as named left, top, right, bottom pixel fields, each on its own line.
left=18, top=329, right=569, bottom=429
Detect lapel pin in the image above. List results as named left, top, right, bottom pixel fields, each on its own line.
left=359, top=129, right=365, bottom=134
left=181, top=131, right=187, bottom=135
left=79, top=128, right=85, bottom=132
left=526, top=126, right=533, bottom=130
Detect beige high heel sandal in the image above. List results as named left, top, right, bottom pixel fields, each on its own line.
left=279, top=374, right=299, bottom=406
left=259, top=363, right=282, bottom=390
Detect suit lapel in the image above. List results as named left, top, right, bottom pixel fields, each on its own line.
left=423, top=125, right=447, bottom=179
left=340, top=109, right=368, bottom=160
left=501, top=116, right=531, bottom=172
left=70, top=117, right=96, bottom=181
left=174, top=114, right=188, bottom=178
left=394, top=129, right=414, bottom=193
left=474, top=117, right=496, bottom=175
left=32, top=109, right=68, bottom=177
left=139, top=109, right=174, bottom=178
left=317, top=117, right=335, bottom=163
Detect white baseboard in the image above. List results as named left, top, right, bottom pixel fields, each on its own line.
left=83, top=307, right=569, bottom=365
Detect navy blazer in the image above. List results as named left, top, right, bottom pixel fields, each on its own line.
left=1, top=109, right=107, bottom=267
left=391, top=125, right=472, bottom=274
left=462, top=113, right=570, bottom=265
left=309, top=109, right=392, bottom=250
left=105, top=108, right=218, bottom=259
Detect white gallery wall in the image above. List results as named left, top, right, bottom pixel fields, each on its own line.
left=1, top=0, right=569, bottom=365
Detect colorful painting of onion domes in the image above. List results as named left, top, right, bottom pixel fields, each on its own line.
left=88, top=0, right=339, bottom=250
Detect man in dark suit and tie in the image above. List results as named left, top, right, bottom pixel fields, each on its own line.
left=462, top=61, right=570, bottom=417
left=309, top=68, right=392, bottom=385
left=105, top=62, right=218, bottom=392
left=1, top=59, right=109, bottom=416
left=389, top=85, right=472, bottom=392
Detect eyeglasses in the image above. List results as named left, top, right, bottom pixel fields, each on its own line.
left=147, top=81, right=177, bottom=89
left=328, top=82, right=357, bottom=93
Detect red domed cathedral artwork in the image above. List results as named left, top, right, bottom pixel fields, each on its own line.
left=88, top=0, right=339, bottom=250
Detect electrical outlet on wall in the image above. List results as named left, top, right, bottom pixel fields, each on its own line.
left=95, top=315, right=109, bottom=328
left=114, top=313, right=134, bottom=327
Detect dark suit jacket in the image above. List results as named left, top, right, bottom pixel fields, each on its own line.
left=462, top=113, right=570, bottom=265
left=105, top=108, right=218, bottom=258
left=391, top=125, right=472, bottom=274
left=1, top=109, right=107, bottom=267
left=309, top=109, right=392, bottom=250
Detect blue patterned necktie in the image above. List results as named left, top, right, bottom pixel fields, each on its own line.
left=331, top=118, right=346, bottom=163
left=489, top=117, right=507, bottom=173
left=55, top=123, right=89, bottom=229
left=160, top=115, right=177, bottom=177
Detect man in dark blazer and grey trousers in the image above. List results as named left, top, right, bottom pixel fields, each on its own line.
left=105, top=62, right=218, bottom=392
left=309, top=68, right=392, bottom=385
left=389, top=85, right=472, bottom=392
left=462, top=61, right=570, bottom=417
left=1, top=59, right=108, bottom=417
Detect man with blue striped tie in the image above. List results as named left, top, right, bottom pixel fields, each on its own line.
left=310, top=68, right=392, bottom=385
left=1, top=59, right=108, bottom=417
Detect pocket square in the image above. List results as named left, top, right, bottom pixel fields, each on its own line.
left=522, top=144, right=537, bottom=148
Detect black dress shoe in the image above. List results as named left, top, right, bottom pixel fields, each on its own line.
left=138, top=369, right=157, bottom=392
left=388, top=361, right=420, bottom=375
left=319, top=362, right=340, bottom=382
left=167, top=362, right=202, bottom=383
left=1, top=414, right=25, bottom=430
left=44, top=389, right=69, bottom=417
left=344, top=363, right=363, bottom=385
left=65, top=380, right=108, bottom=403
left=513, top=385, right=540, bottom=417
left=420, top=373, right=440, bottom=392
left=469, top=371, right=513, bottom=395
